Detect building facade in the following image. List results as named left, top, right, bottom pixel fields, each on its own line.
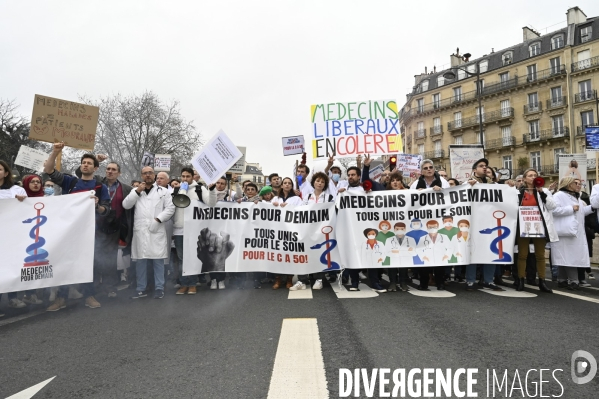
left=399, top=7, right=599, bottom=185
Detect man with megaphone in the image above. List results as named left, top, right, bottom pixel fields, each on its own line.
left=171, top=167, right=216, bottom=295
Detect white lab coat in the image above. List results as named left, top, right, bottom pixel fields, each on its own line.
left=550, top=191, right=593, bottom=267
left=123, top=184, right=175, bottom=260
left=420, top=233, right=450, bottom=265
left=455, top=233, right=472, bottom=263
left=361, top=241, right=384, bottom=268
left=384, top=235, right=416, bottom=267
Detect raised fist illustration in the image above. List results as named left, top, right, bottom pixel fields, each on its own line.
left=197, top=228, right=235, bottom=272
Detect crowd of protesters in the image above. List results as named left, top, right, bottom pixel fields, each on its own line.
left=1, top=143, right=597, bottom=316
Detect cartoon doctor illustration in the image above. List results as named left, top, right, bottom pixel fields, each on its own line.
left=361, top=228, right=384, bottom=268
left=421, top=220, right=450, bottom=265
left=385, top=222, right=416, bottom=267
left=455, top=219, right=471, bottom=263
left=406, top=218, right=428, bottom=265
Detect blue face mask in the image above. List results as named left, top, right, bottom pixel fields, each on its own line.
left=331, top=174, right=340, bottom=182
left=44, top=187, right=54, bottom=196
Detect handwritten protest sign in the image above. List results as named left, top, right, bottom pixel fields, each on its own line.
left=14, top=146, right=48, bottom=172
left=397, top=154, right=422, bottom=179
left=518, top=206, right=545, bottom=238
left=29, top=94, right=99, bottom=151
left=310, top=100, right=402, bottom=160
left=228, top=146, right=246, bottom=174
left=191, top=130, right=242, bottom=185
left=282, top=135, right=305, bottom=156
left=154, top=154, right=172, bottom=172
left=449, top=145, right=484, bottom=181
left=369, top=164, right=384, bottom=181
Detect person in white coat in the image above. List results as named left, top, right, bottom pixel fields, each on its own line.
left=123, top=166, right=175, bottom=299
left=551, top=177, right=593, bottom=290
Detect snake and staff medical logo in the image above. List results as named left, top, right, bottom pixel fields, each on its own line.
left=479, top=210, right=512, bottom=262
left=21, top=202, right=53, bottom=281
left=310, top=226, right=340, bottom=271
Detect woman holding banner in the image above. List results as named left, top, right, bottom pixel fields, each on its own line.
left=516, top=168, right=557, bottom=293
left=551, top=177, right=592, bottom=290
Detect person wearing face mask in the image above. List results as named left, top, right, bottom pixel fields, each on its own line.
left=405, top=218, right=430, bottom=288
left=385, top=222, right=414, bottom=291
left=455, top=220, right=472, bottom=264
left=419, top=220, right=451, bottom=290
left=438, top=216, right=460, bottom=283
left=43, top=181, right=55, bottom=196
left=359, top=228, right=386, bottom=293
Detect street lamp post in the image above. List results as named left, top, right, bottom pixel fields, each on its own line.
left=443, top=59, right=484, bottom=150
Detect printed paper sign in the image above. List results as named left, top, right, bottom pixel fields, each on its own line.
left=29, top=94, right=100, bottom=151
left=0, top=193, right=95, bottom=293
left=228, top=146, right=246, bottom=174
left=584, top=126, right=599, bottom=151
left=369, top=164, right=384, bottom=181
left=282, top=135, right=305, bottom=156
left=14, top=145, right=48, bottom=172
left=310, top=100, right=402, bottom=159
left=154, top=154, right=172, bottom=172
left=449, top=145, right=484, bottom=181
left=397, top=154, right=423, bottom=179
left=141, top=151, right=155, bottom=168
left=558, top=153, right=587, bottom=190
left=518, top=206, right=545, bottom=238
left=191, top=130, right=243, bottom=185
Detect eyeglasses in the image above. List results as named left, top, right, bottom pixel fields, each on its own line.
left=422, top=166, right=434, bottom=170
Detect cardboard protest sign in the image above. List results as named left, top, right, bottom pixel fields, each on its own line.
left=154, top=154, right=172, bottom=172
left=282, top=135, right=305, bottom=156
left=191, top=130, right=243, bottom=185
left=310, top=100, right=402, bottom=159
left=141, top=151, right=155, bottom=168
left=397, top=154, right=422, bottom=179
left=369, top=164, right=384, bottom=181
left=29, top=94, right=99, bottom=151
left=228, top=146, right=246, bottom=174
left=518, top=206, right=545, bottom=238
left=449, top=145, right=484, bottom=181
left=14, top=146, right=48, bottom=172
left=558, top=154, right=587, bottom=190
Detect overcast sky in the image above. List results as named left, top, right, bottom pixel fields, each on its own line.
left=1, top=0, right=597, bottom=176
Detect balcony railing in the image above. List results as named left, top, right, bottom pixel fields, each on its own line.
left=416, top=129, right=426, bottom=139
left=525, top=65, right=567, bottom=84
left=539, top=164, right=559, bottom=175
left=430, top=126, right=443, bottom=137
left=524, top=103, right=542, bottom=114
left=480, top=77, right=518, bottom=96
left=486, top=136, right=516, bottom=149
left=523, top=127, right=570, bottom=143
left=424, top=150, right=445, bottom=159
left=546, top=96, right=567, bottom=109
left=574, top=91, right=597, bottom=103
left=572, top=55, right=599, bottom=73
left=447, top=108, right=514, bottom=130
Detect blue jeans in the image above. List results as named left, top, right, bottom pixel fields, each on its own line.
left=136, top=259, right=165, bottom=292
left=174, top=236, right=197, bottom=287
left=465, top=264, right=495, bottom=284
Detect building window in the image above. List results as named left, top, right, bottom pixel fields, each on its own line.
left=475, top=106, right=485, bottom=123
left=453, top=87, right=462, bottom=102
left=253, top=176, right=256, bottom=183
left=500, top=100, right=511, bottom=117
left=550, top=86, right=563, bottom=106
left=501, top=126, right=512, bottom=145
left=530, top=151, right=541, bottom=170
left=500, top=72, right=509, bottom=82
left=433, top=117, right=441, bottom=134
left=432, top=93, right=440, bottom=108
left=467, top=64, right=476, bottom=75
left=434, top=140, right=442, bottom=157
left=581, top=110, right=595, bottom=127
left=479, top=60, right=488, bottom=73
left=502, top=51, right=513, bottom=65
left=421, top=80, right=429, bottom=92
left=528, top=92, right=539, bottom=111
left=578, top=80, right=593, bottom=101
left=454, top=136, right=463, bottom=145
left=418, top=144, right=424, bottom=155
left=552, top=115, right=565, bottom=136
left=454, top=111, right=462, bottom=128
left=529, top=42, right=541, bottom=57
left=476, top=131, right=486, bottom=146
left=417, top=98, right=424, bottom=112
left=551, top=35, right=564, bottom=50
left=549, top=57, right=561, bottom=74
left=529, top=120, right=540, bottom=141
left=258, top=176, right=262, bottom=183
left=458, top=68, right=466, bottom=80
left=503, top=155, right=512, bottom=172
left=554, top=148, right=566, bottom=166
left=476, top=80, right=484, bottom=94
left=437, top=75, right=445, bottom=87
left=581, top=25, right=592, bottom=43
left=527, top=64, right=537, bottom=81
left=417, top=121, right=425, bottom=138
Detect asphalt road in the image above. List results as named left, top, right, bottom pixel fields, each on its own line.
left=1, top=271, right=599, bottom=398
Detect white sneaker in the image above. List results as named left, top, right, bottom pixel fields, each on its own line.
left=359, top=272, right=367, bottom=280
left=22, top=294, right=43, bottom=305
left=289, top=281, right=306, bottom=291
left=69, top=286, right=83, bottom=299
left=210, top=280, right=218, bottom=290
left=49, top=287, right=57, bottom=302
left=108, top=292, right=117, bottom=298
left=174, top=283, right=181, bottom=289
left=218, top=281, right=225, bottom=290
left=9, top=298, right=27, bottom=308
left=196, top=281, right=202, bottom=286
left=579, top=281, right=591, bottom=287
left=588, top=273, right=595, bottom=280
left=120, top=273, right=127, bottom=282
left=312, top=280, right=323, bottom=290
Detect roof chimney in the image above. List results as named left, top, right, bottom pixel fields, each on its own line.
left=567, top=7, right=587, bottom=25
left=522, top=26, right=540, bottom=42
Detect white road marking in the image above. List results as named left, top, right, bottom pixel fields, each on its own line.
left=332, top=283, right=379, bottom=299
left=267, top=319, right=328, bottom=399
left=527, top=285, right=599, bottom=304
left=478, top=286, right=537, bottom=298
left=544, top=279, right=599, bottom=291
left=288, top=286, right=313, bottom=299
left=6, top=376, right=55, bottom=399
left=0, top=310, right=45, bottom=328
left=408, top=279, right=456, bottom=298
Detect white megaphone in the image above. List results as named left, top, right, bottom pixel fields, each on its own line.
left=173, top=182, right=191, bottom=208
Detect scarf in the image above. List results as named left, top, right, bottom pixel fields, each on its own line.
left=23, top=174, right=44, bottom=197
left=216, top=188, right=228, bottom=201
left=559, top=187, right=580, bottom=199
left=416, top=172, right=442, bottom=189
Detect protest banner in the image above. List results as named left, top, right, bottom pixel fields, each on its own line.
left=141, top=151, right=155, bottom=168
left=449, top=145, right=484, bottom=181
left=310, top=100, right=402, bottom=160
left=14, top=145, right=48, bottom=172
left=191, top=130, right=243, bottom=185
left=29, top=94, right=100, bottom=151
left=369, top=164, right=384, bottom=181
left=397, top=153, right=422, bottom=179
left=558, top=153, right=587, bottom=189
left=154, top=154, right=172, bottom=172
left=518, top=206, right=545, bottom=238
left=336, top=185, right=518, bottom=268
left=182, top=202, right=341, bottom=275
left=228, top=146, right=246, bottom=174
left=0, top=193, right=95, bottom=293
left=282, top=135, right=305, bottom=156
